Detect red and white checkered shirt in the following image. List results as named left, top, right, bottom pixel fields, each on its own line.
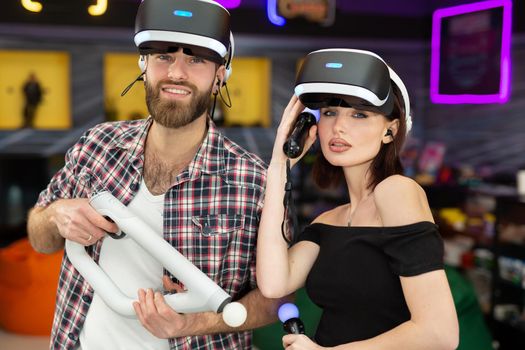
left=36, top=117, right=267, bottom=350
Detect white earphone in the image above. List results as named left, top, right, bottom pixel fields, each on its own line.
left=138, top=55, right=147, bottom=72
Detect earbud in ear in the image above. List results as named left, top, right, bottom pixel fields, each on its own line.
left=385, top=129, right=393, bottom=138
left=138, top=55, right=146, bottom=72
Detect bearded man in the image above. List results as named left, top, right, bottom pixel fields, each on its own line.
left=27, top=1, right=286, bottom=349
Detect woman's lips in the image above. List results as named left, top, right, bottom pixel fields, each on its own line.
left=328, top=138, right=351, bottom=153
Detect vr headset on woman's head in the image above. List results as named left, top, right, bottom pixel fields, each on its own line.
left=294, top=49, right=412, bottom=132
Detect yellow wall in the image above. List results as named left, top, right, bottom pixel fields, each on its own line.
left=0, top=50, right=71, bottom=129
left=221, top=57, right=271, bottom=127
left=104, top=53, right=148, bottom=121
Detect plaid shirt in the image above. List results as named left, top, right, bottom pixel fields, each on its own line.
left=37, top=117, right=267, bottom=350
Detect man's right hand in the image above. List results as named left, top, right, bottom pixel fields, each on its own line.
left=50, top=198, right=119, bottom=246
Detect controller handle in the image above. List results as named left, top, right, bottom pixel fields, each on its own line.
left=65, top=191, right=247, bottom=327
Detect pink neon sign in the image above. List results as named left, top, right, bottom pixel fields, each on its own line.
left=430, top=0, right=512, bottom=104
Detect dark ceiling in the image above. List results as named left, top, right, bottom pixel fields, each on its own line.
left=1, top=0, right=523, bottom=40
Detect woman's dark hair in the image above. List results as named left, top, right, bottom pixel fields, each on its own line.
left=312, top=85, right=407, bottom=190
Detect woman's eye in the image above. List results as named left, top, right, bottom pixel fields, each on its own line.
left=353, top=112, right=368, bottom=119
left=323, top=110, right=337, bottom=117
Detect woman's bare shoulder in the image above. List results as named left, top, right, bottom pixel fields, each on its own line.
left=374, top=175, right=433, bottom=226
left=311, top=203, right=350, bottom=226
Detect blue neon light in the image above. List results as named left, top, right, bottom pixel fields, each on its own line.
left=325, top=62, right=343, bottom=69
left=173, top=10, right=193, bottom=17
left=267, top=0, right=286, bottom=26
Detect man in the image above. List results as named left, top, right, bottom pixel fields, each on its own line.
left=27, top=0, right=285, bottom=349
left=22, top=72, right=43, bottom=128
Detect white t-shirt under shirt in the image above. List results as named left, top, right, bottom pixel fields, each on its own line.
left=79, top=180, right=170, bottom=350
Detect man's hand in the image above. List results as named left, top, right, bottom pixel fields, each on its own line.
left=133, top=276, right=193, bottom=338
left=28, top=198, right=120, bottom=253
left=133, top=276, right=289, bottom=339
left=51, top=198, right=118, bottom=245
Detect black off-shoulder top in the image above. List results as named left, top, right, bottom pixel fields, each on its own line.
left=295, top=221, right=444, bottom=347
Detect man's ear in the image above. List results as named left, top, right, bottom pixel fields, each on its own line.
left=215, top=65, right=226, bottom=87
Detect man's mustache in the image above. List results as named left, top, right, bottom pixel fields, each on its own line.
left=155, top=80, right=197, bottom=92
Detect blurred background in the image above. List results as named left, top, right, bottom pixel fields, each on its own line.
left=0, top=0, right=524, bottom=349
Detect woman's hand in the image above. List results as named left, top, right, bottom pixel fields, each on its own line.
left=283, top=334, right=324, bottom=349
left=271, top=95, right=318, bottom=167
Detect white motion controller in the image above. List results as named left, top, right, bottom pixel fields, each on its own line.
left=65, top=191, right=247, bottom=327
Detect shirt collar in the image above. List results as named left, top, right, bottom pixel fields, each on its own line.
left=112, top=117, right=152, bottom=161
left=188, top=119, right=225, bottom=177
left=112, top=116, right=225, bottom=177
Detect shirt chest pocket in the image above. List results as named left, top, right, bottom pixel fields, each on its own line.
left=191, top=214, right=244, bottom=237
left=190, top=214, right=245, bottom=281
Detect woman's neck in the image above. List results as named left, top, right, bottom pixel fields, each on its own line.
left=343, top=163, right=373, bottom=206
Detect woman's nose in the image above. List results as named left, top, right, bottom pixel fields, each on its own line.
left=332, top=115, right=346, bottom=134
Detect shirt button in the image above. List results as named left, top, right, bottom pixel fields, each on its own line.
left=130, top=182, right=139, bottom=191
left=68, top=332, right=76, bottom=340
left=82, top=295, right=91, bottom=303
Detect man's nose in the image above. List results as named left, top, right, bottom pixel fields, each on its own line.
left=167, top=50, right=189, bottom=81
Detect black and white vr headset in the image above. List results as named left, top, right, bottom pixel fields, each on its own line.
left=134, top=0, right=234, bottom=82
left=294, top=49, right=412, bottom=132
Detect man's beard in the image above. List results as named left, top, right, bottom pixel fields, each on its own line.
left=145, top=79, right=212, bottom=128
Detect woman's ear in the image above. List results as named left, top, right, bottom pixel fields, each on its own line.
left=383, top=120, right=400, bottom=143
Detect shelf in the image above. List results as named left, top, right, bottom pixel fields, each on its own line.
left=496, top=243, right=525, bottom=256
left=491, top=317, right=525, bottom=333
left=496, top=278, right=525, bottom=291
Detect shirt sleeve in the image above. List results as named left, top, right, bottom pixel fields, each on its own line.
left=35, top=130, right=89, bottom=207
left=381, top=222, right=444, bottom=277
left=295, top=224, right=321, bottom=245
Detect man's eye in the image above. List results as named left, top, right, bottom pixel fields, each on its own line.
left=190, top=57, right=206, bottom=63
left=157, top=55, right=171, bottom=61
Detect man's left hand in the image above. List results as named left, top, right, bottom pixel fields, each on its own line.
left=133, top=276, right=193, bottom=338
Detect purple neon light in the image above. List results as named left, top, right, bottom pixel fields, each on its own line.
left=215, top=0, right=241, bottom=9
left=430, top=0, right=512, bottom=104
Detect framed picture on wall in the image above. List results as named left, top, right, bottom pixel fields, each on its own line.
left=0, top=50, right=71, bottom=129
left=430, top=0, right=512, bottom=104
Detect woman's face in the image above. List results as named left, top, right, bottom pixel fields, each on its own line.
left=317, top=106, right=390, bottom=168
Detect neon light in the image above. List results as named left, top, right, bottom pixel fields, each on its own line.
left=278, top=303, right=299, bottom=323
left=215, top=0, right=242, bottom=9
left=88, top=0, right=107, bottom=16
left=21, top=0, right=42, bottom=13
left=325, top=62, right=343, bottom=69
left=430, top=0, right=512, bottom=104
left=173, top=10, right=193, bottom=17
left=267, top=0, right=286, bottom=26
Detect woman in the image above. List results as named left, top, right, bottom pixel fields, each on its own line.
left=257, top=49, right=459, bottom=349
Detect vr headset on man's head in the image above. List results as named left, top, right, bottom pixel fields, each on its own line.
left=134, top=0, right=234, bottom=80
